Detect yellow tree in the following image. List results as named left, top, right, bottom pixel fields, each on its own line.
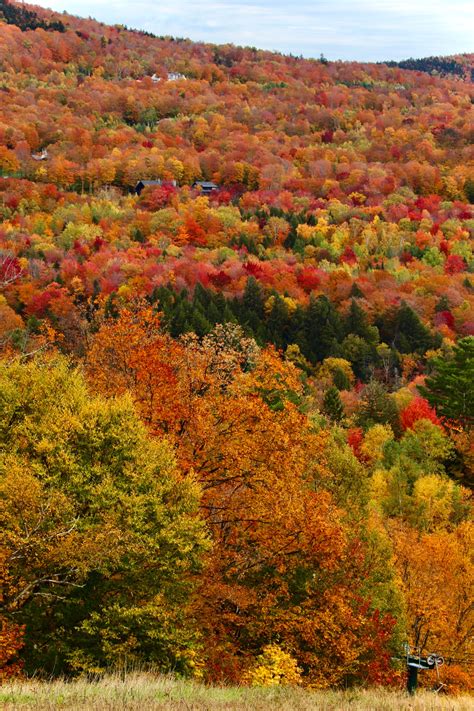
left=392, top=521, right=473, bottom=688
left=0, top=355, right=208, bottom=676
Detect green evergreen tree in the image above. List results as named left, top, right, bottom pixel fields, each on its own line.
left=287, top=304, right=306, bottom=352
left=345, top=299, right=378, bottom=345
left=349, top=282, right=365, bottom=299
left=214, top=291, right=229, bottom=319
left=104, top=293, right=119, bottom=320
left=243, top=276, right=265, bottom=319
left=377, top=302, right=439, bottom=355
left=222, top=302, right=237, bottom=325
left=333, top=366, right=351, bottom=391
left=266, top=295, right=290, bottom=349
left=355, top=380, right=401, bottom=434
left=395, top=302, right=439, bottom=354
left=151, top=285, right=174, bottom=318
left=170, top=301, right=191, bottom=337
left=241, top=276, right=266, bottom=338
left=191, top=305, right=212, bottom=336
left=419, top=337, right=474, bottom=428
left=464, top=177, right=474, bottom=204
left=304, top=295, right=343, bottom=362
left=206, top=299, right=221, bottom=326
left=435, top=295, right=450, bottom=313
left=322, top=386, right=345, bottom=422
left=193, top=282, right=211, bottom=309
left=341, top=334, right=375, bottom=381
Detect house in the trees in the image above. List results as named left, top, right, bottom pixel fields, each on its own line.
left=135, top=179, right=162, bottom=195
left=31, top=149, right=48, bottom=161
left=146, top=72, right=186, bottom=83
left=135, top=179, right=178, bottom=195
left=193, top=181, right=219, bottom=194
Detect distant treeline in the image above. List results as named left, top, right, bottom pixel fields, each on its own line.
left=0, top=0, right=65, bottom=33
left=384, top=56, right=473, bottom=81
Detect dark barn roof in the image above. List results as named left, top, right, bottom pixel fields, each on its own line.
left=193, top=181, right=219, bottom=192
left=135, top=179, right=162, bottom=195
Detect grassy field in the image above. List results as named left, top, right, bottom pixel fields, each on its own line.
left=1, top=674, right=473, bottom=710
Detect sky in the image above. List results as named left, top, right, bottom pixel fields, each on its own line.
left=33, top=0, right=474, bottom=62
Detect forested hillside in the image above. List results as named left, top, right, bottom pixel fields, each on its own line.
left=0, top=0, right=473, bottom=694
left=384, top=55, right=474, bottom=82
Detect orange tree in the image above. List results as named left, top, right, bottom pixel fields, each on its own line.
left=87, top=308, right=400, bottom=687
left=392, top=521, right=473, bottom=689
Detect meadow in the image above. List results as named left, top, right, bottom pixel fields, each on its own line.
left=2, top=674, right=474, bottom=711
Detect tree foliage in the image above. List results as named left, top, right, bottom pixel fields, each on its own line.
left=0, top=356, right=208, bottom=675
left=420, top=337, right=474, bottom=428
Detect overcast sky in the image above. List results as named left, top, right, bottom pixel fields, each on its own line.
left=33, top=0, right=473, bottom=61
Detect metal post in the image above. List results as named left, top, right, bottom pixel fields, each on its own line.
left=407, top=664, right=418, bottom=694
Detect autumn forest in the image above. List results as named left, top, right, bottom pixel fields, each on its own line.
left=0, top=0, right=473, bottom=696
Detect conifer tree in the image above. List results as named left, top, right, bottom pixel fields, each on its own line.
left=304, top=295, right=342, bottom=362
left=435, top=295, right=450, bottom=313
left=193, top=283, right=211, bottom=309
left=464, top=177, right=474, bottom=204
left=240, top=277, right=266, bottom=341
left=266, top=295, right=290, bottom=350
left=345, top=299, right=378, bottom=345
left=191, top=306, right=211, bottom=336
left=356, top=380, right=401, bottom=434
left=333, top=366, right=351, bottom=391
left=206, top=299, right=221, bottom=326
left=395, top=302, right=439, bottom=354
left=376, top=302, right=439, bottom=355
left=170, top=301, right=191, bottom=336
left=419, top=337, right=474, bottom=427
left=323, top=386, right=345, bottom=422
left=243, top=276, right=265, bottom=319
left=349, top=282, right=365, bottom=299
left=103, top=293, right=119, bottom=320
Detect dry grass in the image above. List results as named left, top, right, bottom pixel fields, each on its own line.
left=1, top=674, right=473, bottom=710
